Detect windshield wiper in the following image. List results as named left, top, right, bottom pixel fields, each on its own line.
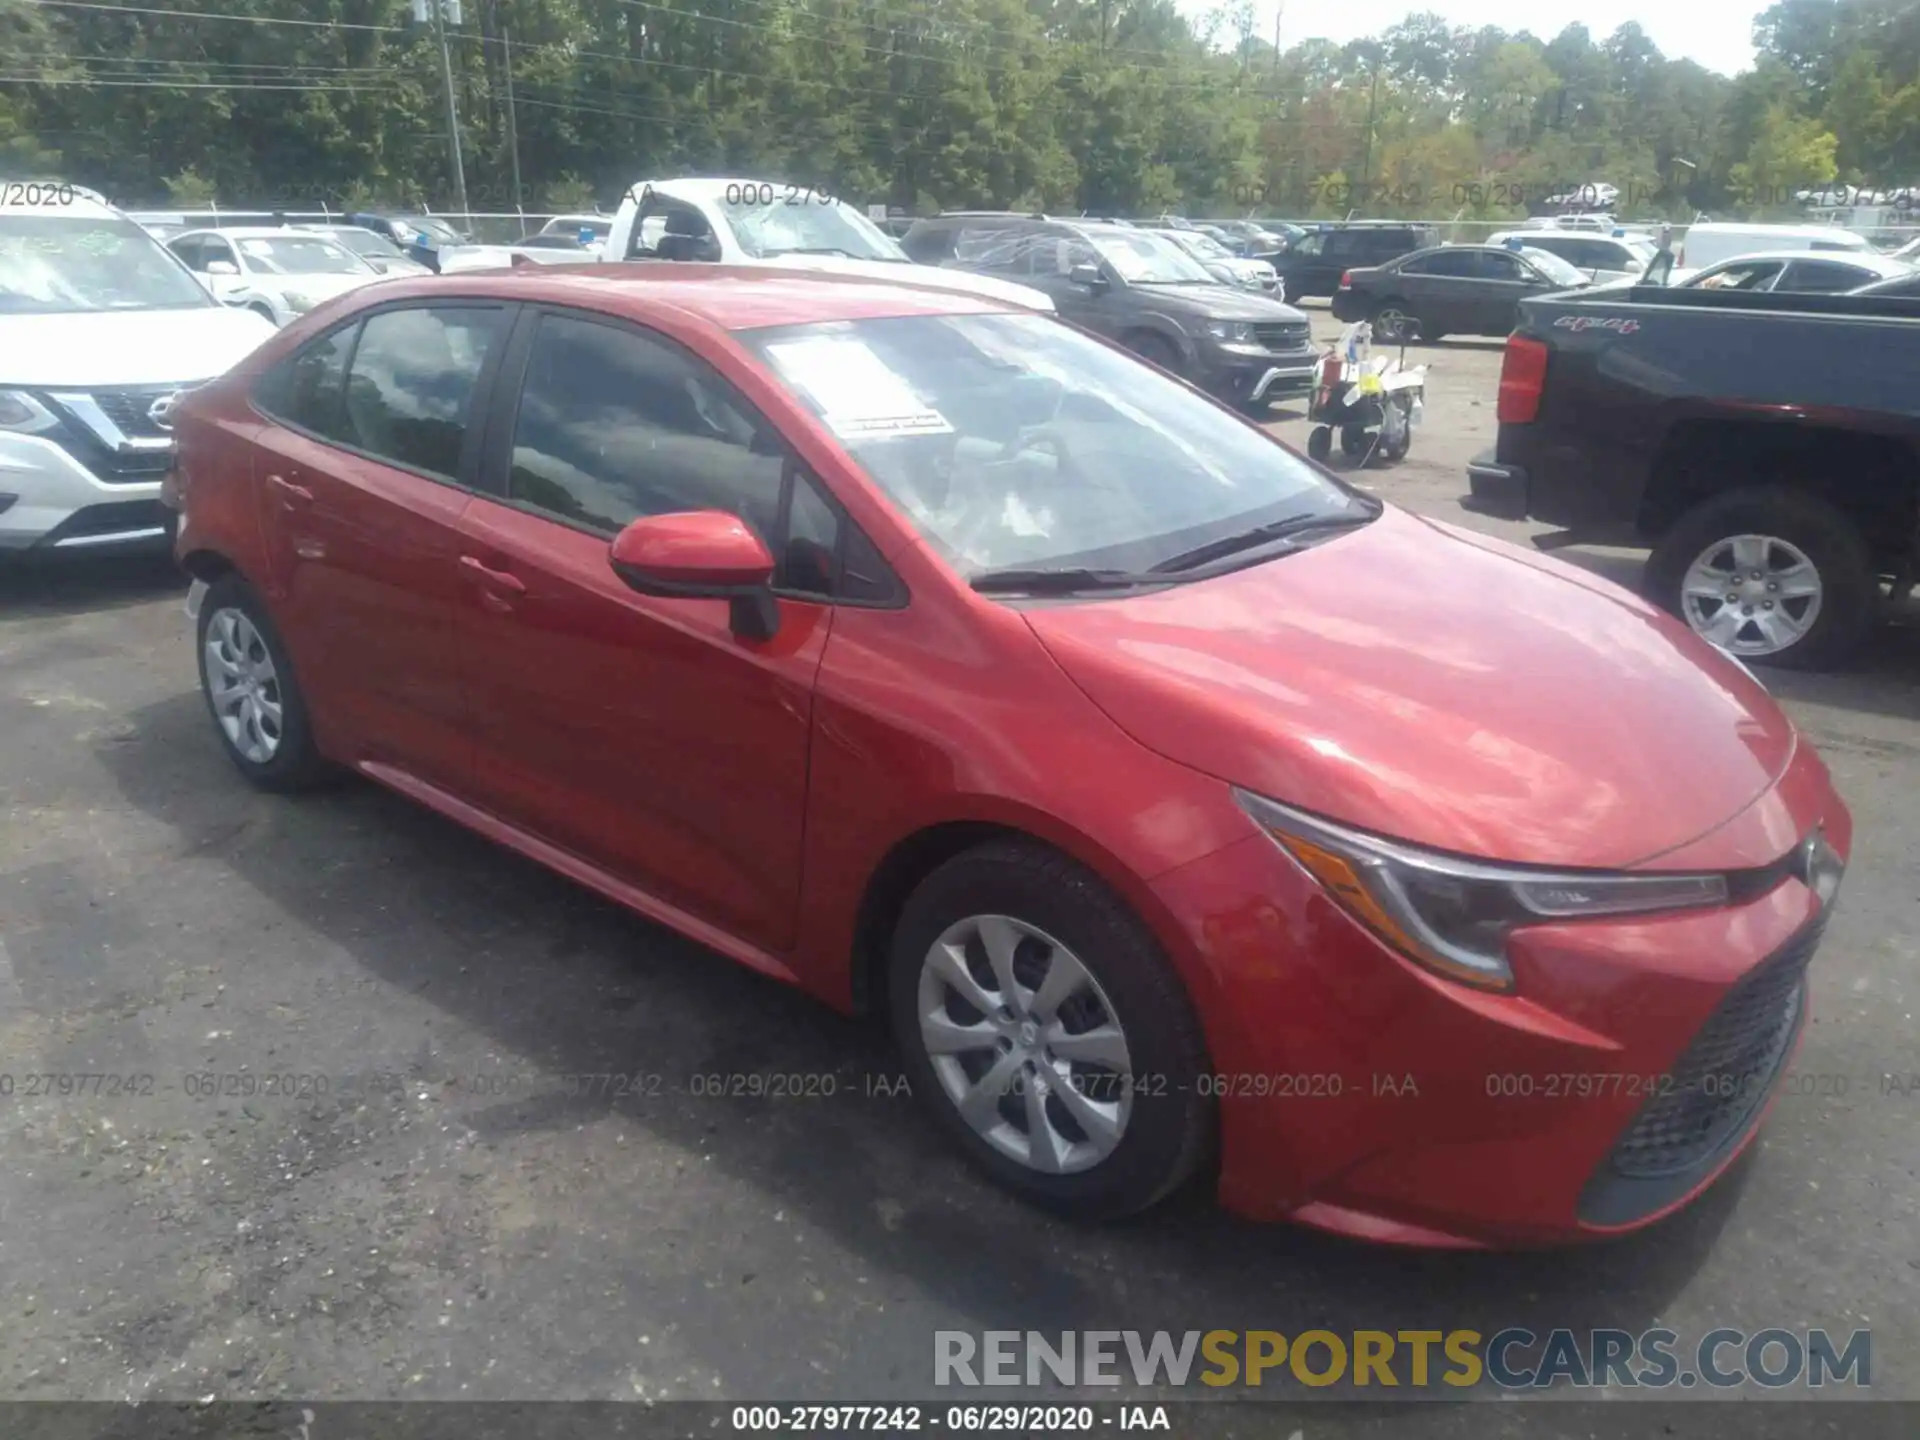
left=969, top=567, right=1161, bottom=595
left=1149, top=510, right=1375, bottom=574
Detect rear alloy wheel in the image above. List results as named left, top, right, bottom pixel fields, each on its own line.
left=888, top=841, right=1211, bottom=1219
left=1372, top=302, right=1418, bottom=342
left=1648, top=488, right=1875, bottom=670
left=196, top=575, right=332, bottom=789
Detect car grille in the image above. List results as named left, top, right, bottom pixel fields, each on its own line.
left=82, top=386, right=182, bottom=441
left=1253, top=321, right=1311, bottom=350
left=1605, top=921, right=1820, bottom=1178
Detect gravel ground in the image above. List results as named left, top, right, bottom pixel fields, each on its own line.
left=0, top=312, right=1914, bottom=1433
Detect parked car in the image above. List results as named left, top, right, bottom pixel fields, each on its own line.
left=1486, top=229, right=1658, bottom=284
left=1332, top=243, right=1590, bottom=341
left=346, top=213, right=471, bottom=271
left=0, top=187, right=274, bottom=556
left=1668, top=249, right=1912, bottom=294
left=167, top=265, right=1850, bottom=1245
left=1270, top=222, right=1441, bottom=299
left=1672, top=221, right=1875, bottom=274
left=1213, top=219, right=1294, bottom=259
left=603, top=179, right=1054, bottom=312
left=1464, top=282, right=1920, bottom=668
left=940, top=217, right=1317, bottom=404
left=166, top=227, right=387, bottom=326
left=298, top=223, right=433, bottom=277
left=536, top=213, right=613, bottom=245
left=1149, top=226, right=1281, bottom=293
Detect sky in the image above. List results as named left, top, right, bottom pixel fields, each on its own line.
left=1194, top=0, right=1762, bottom=78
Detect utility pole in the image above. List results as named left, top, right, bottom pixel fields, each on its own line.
left=421, top=0, right=470, bottom=220
left=502, top=23, right=523, bottom=212
left=1357, top=63, right=1380, bottom=198
left=1271, top=0, right=1281, bottom=79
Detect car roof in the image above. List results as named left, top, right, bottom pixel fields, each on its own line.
left=1692, top=250, right=1908, bottom=270
left=173, top=226, right=347, bottom=241
left=0, top=188, right=120, bottom=221
left=329, top=264, right=1016, bottom=330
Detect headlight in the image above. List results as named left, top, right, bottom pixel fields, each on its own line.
left=1235, top=789, right=1729, bottom=990
left=283, top=293, right=316, bottom=314
left=1206, top=320, right=1256, bottom=343
left=0, top=390, right=60, bottom=434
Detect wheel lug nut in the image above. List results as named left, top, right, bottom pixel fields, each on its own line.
left=1763, top=601, right=1774, bottom=610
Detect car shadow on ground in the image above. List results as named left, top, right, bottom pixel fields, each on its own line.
left=0, top=553, right=188, bottom=620
left=96, top=688, right=1752, bottom=1390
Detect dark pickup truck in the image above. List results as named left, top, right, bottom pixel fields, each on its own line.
left=1465, top=282, right=1920, bottom=669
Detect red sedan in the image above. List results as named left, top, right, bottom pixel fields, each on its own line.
left=167, top=265, right=1850, bottom=1247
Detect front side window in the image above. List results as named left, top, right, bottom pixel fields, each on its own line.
left=0, top=215, right=215, bottom=313
left=1693, top=260, right=1782, bottom=291
left=747, top=313, right=1369, bottom=578
left=1517, top=249, right=1588, bottom=286
left=506, top=313, right=858, bottom=597
left=339, top=306, right=504, bottom=479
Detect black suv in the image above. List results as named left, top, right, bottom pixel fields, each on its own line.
left=904, top=216, right=1317, bottom=406
left=1271, top=222, right=1440, bottom=299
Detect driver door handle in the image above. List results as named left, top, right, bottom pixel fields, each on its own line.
left=460, top=554, right=527, bottom=595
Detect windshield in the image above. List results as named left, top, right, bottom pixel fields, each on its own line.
left=1520, top=247, right=1589, bottom=287
left=329, top=228, right=404, bottom=258
left=1170, top=230, right=1233, bottom=261
left=235, top=235, right=366, bottom=275
left=719, top=196, right=905, bottom=262
left=0, top=215, right=214, bottom=314
left=747, top=313, right=1365, bottom=577
left=1086, top=230, right=1215, bottom=284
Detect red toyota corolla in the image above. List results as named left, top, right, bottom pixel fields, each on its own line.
left=167, top=266, right=1850, bottom=1247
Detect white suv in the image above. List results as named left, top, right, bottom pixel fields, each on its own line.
left=0, top=190, right=275, bottom=556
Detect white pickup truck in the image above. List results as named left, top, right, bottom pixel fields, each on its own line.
left=440, top=178, right=1053, bottom=311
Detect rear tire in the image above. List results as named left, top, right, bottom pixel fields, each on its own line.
left=887, top=840, right=1212, bottom=1221
left=1339, top=423, right=1372, bottom=458
left=1646, top=486, right=1876, bottom=671
left=195, top=575, right=333, bottom=790
left=1372, top=301, right=1418, bottom=343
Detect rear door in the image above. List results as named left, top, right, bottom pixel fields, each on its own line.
left=1393, top=249, right=1479, bottom=334
left=249, top=301, right=513, bottom=790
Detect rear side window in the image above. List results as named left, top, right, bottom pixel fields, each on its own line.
left=1780, top=260, right=1872, bottom=293
left=339, top=306, right=505, bottom=480
left=255, top=323, right=356, bottom=439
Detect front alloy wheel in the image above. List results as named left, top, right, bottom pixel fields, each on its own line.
left=1679, top=533, right=1823, bottom=657
left=917, top=914, right=1133, bottom=1174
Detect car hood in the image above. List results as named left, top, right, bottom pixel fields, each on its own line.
left=1136, top=283, right=1307, bottom=320
left=0, top=305, right=278, bottom=387
left=1022, top=506, right=1798, bottom=869
left=744, top=255, right=1056, bottom=312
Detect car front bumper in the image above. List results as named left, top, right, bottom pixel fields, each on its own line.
left=0, top=430, right=176, bottom=555
left=1463, top=449, right=1530, bottom=520
left=1200, top=347, right=1318, bottom=403
left=1148, top=743, right=1850, bottom=1248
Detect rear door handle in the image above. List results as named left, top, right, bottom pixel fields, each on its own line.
left=459, top=553, right=527, bottom=595
left=265, top=473, right=313, bottom=508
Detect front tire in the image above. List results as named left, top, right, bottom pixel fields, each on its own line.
left=1646, top=487, right=1875, bottom=670
left=1306, top=425, right=1333, bottom=463
left=195, top=575, right=332, bottom=789
left=1124, top=331, right=1184, bottom=377
left=887, top=840, right=1212, bottom=1220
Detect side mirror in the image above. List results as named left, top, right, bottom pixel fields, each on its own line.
left=1068, top=262, right=1108, bottom=290
left=608, top=510, right=780, bottom=641
left=206, top=260, right=239, bottom=276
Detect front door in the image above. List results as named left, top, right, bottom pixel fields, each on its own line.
left=248, top=302, right=512, bottom=790
left=453, top=308, right=839, bottom=953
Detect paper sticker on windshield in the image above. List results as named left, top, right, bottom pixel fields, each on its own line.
left=764, top=337, right=952, bottom=438
left=239, top=239, right=276, bottom=257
